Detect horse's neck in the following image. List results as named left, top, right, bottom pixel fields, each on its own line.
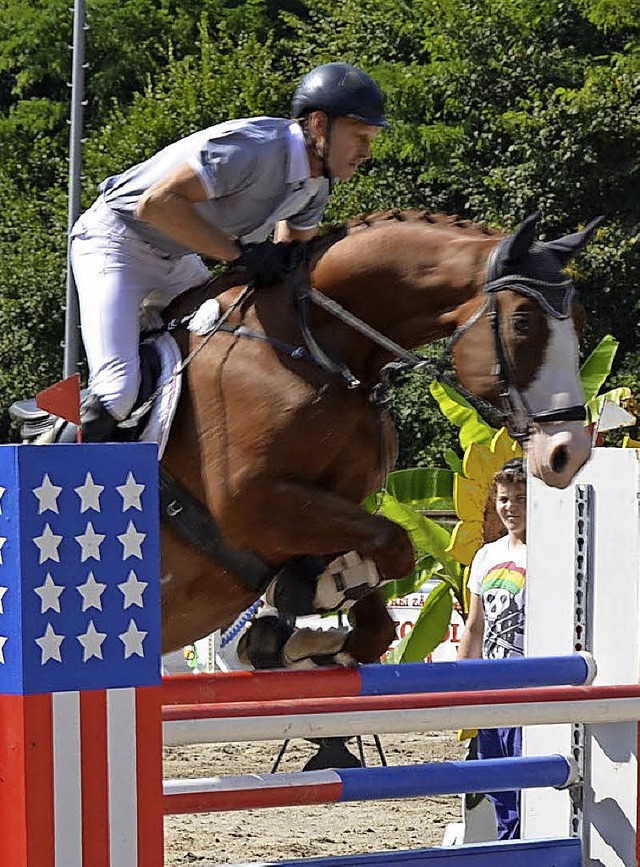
left=310, top=224, right=495, bottom=374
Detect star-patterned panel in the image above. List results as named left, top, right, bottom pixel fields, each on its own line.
left=0, top=443, right=160, bottom=695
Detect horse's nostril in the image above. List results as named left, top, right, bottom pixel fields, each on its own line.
left=551, top=445, right=569, bottom=474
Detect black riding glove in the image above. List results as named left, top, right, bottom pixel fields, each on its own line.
left=236, top=240, right=301, bottom=288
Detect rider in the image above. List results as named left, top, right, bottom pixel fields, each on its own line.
left=68, top=62, right=389, bottom=442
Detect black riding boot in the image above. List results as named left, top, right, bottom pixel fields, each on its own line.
left=58, top=393, right=119, bottom=443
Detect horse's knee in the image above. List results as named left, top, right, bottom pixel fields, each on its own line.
left=370, top=518, right=415, bottom=582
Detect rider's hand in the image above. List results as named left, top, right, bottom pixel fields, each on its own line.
left=236, top=240, right=301, bottom=288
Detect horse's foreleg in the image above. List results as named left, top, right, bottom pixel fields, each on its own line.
left=241, top=479, right=414, bottom=582
left=345, top=592, right=397, bottom=663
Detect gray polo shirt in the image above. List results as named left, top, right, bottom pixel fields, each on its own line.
left=99, top=118, right=330, bottom=257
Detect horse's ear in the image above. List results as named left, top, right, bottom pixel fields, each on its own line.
left=543, top=215, right=605, bottom=266
left=502, top=211, right=541, bottom=266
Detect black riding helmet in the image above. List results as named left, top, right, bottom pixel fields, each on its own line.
left=291, top=62, right=389, bottom=128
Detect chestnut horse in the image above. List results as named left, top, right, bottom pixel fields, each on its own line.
left=156, top=209, right=599, bottom=667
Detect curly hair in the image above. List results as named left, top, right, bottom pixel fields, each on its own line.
left=482, top=458, right=527, bottom=543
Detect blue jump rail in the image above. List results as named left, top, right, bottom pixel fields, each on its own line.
left=338, top=755, right=576, bottom=802
left=357, top=653, right=596, bottom=696
left=230, top=838, right=582, bottom=867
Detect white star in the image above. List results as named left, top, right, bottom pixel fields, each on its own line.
left=77, top=620, right=107, bottom=662
left=0, top=586, right=7, bottom=614
left=0, top=486, right=5, bottom=515
left=75, top=473, right=104, bottom=513
left=0, top=635, right=6, bottom=663
left=0, top=537, right=6, bottom=565
left=119, top=619, right=147, bottom=658
left=118, top=522, right=146, bottom=560
left=32, top=474, right=62, bottom=514
left=33, top=524, right=63, bottom=564
left=75, top=523, right=105, bottom=562
left=118, top=570, right=148, bottom=608
left=77, top=571, right=106, bottom=611
left=117, top=472, right=145, bottom=512
left=35, top=623, right=65, bottom=664
left=34, top=574, right=64, bottom=613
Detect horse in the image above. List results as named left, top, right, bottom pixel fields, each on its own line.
left=153, top=208, right=598, bottom=667
left=12, top=208, right=600, bottom=668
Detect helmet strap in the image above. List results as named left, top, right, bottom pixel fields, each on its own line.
left=301, top=112, right=335, bottom=181
left=321, top=115, right=334, bottom=180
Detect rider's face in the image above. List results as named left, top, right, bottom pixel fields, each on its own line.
left=308, top=113, right=381, bottom=180
left=327, top=117, right=381, bottom=179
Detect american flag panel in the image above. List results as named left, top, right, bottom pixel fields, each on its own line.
left=0, top=443, right=164, bottom=867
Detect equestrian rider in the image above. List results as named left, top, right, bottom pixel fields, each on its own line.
left=68, top=62, right=389, bottom=442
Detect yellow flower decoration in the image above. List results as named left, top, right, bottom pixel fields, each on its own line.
left=623, top=434, right=640, bottom=448
left=446, top=427, right=522, bottom=567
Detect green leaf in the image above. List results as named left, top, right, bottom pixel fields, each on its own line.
left=579, top=334, right=619, bottom=403
left=385, top=581, right=453, bottom=663
left=444, top=449, right=464, bottom=474
left=381, top=560, right=439, bottom=602
left=385, top=467, right=454, bottom=509
left=374, top=492, right=463, bottom=585
left=429, top=380, right=496, bottom=448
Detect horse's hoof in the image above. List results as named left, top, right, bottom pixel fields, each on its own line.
left=237, top=614, right=295, bottom=669
left=282, top=626, right=355, bottom=669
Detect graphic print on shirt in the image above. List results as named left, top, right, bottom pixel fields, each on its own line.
left=480, top=562, right=526, bottom=659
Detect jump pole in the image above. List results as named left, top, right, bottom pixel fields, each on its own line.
left=0, top=443, right=164, bottom=867
left=161, top=652, right=596, bottom=706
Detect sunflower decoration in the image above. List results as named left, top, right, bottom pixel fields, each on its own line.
left=445, top=428, right=522, bottom=610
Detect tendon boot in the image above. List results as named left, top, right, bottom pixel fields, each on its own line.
left=266, top=552, right=386, bottom=615
left=58, top=393, right=119, bottom=443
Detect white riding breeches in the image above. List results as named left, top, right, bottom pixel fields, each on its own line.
left=70, top=199, right=210, bottom=420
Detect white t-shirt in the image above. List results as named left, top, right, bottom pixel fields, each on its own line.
left=467, top=534, right=526, bottom=660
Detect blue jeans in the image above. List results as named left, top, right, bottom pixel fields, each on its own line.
left=476, top=726, right=522, bottom=840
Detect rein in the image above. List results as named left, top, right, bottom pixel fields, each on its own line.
left=289, top=248, right=586, bottom=440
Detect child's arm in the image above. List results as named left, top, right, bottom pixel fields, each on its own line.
left=456, top=591, right=484, bottom=659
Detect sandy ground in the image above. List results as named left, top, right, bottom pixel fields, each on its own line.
left=163, top=731, right=466, bottom=866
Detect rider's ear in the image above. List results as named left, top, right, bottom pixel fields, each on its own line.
left=543, top=215, right=605, bottom=266
left=502, top=211, right=541, bottom=266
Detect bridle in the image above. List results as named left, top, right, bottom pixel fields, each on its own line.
left=445, top=243, right=587, bottom=438
left=292, top=241, right=586, bottom=441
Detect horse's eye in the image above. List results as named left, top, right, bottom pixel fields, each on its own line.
left=512, top=314, right=530, bottom=336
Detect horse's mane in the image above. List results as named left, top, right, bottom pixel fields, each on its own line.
left=303, top=208, right=500, bottom=266
left=332, top=208, right=497, bottom=237
left=171, top=209, right=501, bottom=313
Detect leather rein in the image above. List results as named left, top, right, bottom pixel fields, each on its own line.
left=290, top=251, right=586, bottom=440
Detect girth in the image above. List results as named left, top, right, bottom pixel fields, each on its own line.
left=159, top=466, right=275, bottom=596
left=158, top=466, right=274, bottom=593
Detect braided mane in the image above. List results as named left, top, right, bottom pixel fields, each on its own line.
left=305, top=208, right=500, bottom=262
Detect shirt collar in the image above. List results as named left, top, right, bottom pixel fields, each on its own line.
left=287, top=122, right=311, bottom=184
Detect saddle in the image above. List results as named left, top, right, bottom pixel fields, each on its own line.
left=10, top=338, right=164, bottom=444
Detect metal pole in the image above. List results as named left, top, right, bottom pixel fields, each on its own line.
left=63, top=0, right=87, bottom=378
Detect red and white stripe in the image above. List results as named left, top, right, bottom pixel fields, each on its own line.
left=0, top=686, right=163, bottom=867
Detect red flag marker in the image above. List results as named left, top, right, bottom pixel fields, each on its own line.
left=36, top=373, right=82, bottom=442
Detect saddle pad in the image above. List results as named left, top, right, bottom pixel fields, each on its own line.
left=139, top=331, right=183, bottom=459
